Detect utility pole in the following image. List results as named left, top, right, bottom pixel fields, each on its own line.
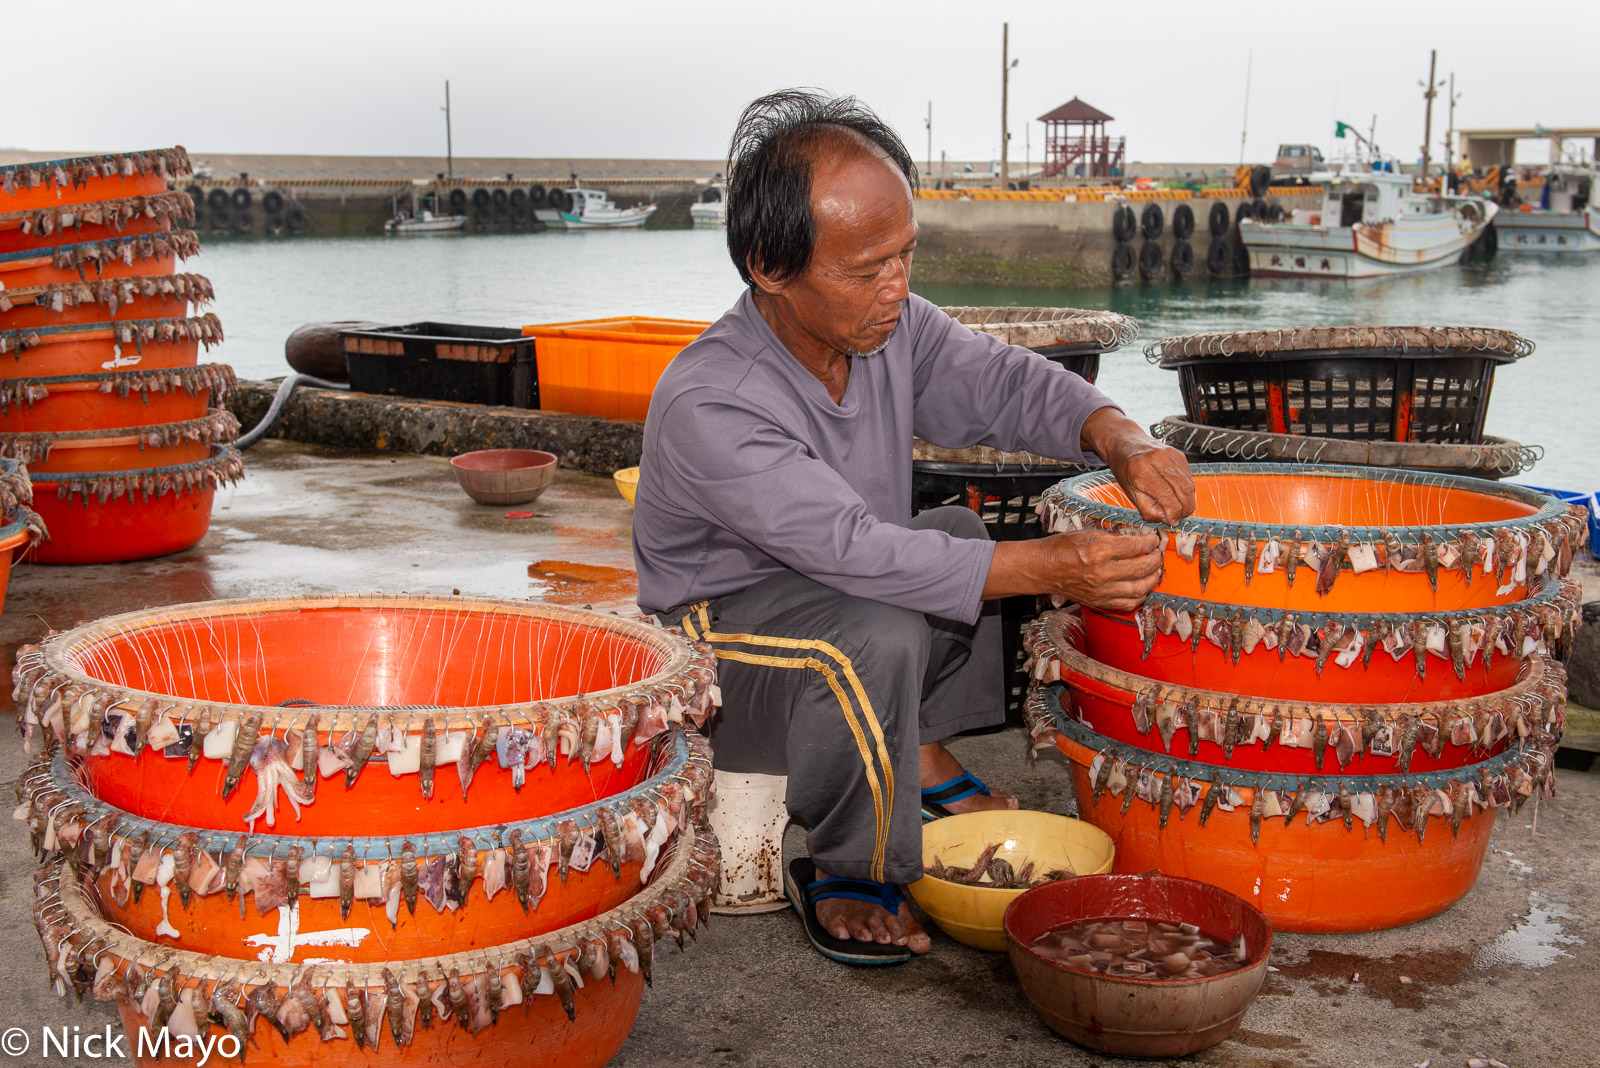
left=442, top=80, right=454, bottom=181
left=925, top=101, right=933, bottom=187
left=1444, top=73, right=1462, bottom=173
left=1418, top=50, right=1444, bottom=181
left=999, top=24, right=1018, bottom=188
left=1238, top=51, right=1252, bottom=167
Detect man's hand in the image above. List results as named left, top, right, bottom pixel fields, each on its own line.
left=984, top=530, right=1163, bottom=613
left=1081, top=408, right=1196, bottom=526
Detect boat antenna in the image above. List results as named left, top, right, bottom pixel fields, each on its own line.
left=1238, top=50, right=1252, bottom=168
left=442, top=80, right=454, bottom=182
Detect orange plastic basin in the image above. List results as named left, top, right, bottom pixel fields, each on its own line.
left=68, top=601, right=683, bottom=834
left=0, top=375, right=216, bottom=433
left=0, top=237, right=184, bottom=289
left=1080, top=604, right=1524, bottom=703
left=0, top=327, right=200, bottom=376
left=0, top=168, right=169, bottom=212
left=0, top=518, right=29, bottom=614
left=523, top=316, right=707, bottom=421
left=1055, top=466, right=1555, bottom=613
left=1047, top=714, right=1498, bottom=933
left=0, top=291, right=188, bottom=329
left=0, top=211, right=170, bottom=253
left=19, top=433, right=213, bottom=474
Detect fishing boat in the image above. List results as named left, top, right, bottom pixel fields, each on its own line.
left=1493, top=165, right=1599, bottom=252
left=384, top=208, right=467, bottom=234
left=1239, top=165, right=1495, bottom=279
left=535, top=185, right=656, bottom=230
left=689, top=181, right=727, bottom=228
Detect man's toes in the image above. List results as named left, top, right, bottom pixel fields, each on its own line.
left=866, top=914, right=892, bottom=944
left=847, top=919, right=875, bottom=943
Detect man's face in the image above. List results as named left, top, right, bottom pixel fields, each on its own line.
left=758, top=147, right=918, bottom=358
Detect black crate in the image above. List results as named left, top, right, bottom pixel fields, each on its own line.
left=911, top=460, right=1080, bottom=724
left=1171, top=349, right=1508, bottom=444
left=341, top=322, right=537, bottom=408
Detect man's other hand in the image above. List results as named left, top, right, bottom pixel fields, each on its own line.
left=984, top=530, right=1163, bottom=612
left=1080, top=409, right=1197, bottom=526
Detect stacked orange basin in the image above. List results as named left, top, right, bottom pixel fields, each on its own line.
left=0, top=148, right=240, bottom=565
left=16, top=596, right=724, bottom=1068
left=1022, top=463, right=1582, bottom=932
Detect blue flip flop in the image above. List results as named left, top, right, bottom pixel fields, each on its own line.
left=921, top=769, right=993, bottom=821
left=784, top=857, right=913, bottom=966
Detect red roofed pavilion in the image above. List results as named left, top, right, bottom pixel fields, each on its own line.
left=1039, top=97, right=1124, bottom=179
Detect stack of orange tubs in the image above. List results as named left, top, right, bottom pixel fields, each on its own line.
left=0, top=147, right=241, bottom=564
left=1021, top=464, right=1585, bottom=933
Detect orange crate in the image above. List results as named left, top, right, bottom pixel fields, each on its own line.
left=522, top=316, right=709, bottom=420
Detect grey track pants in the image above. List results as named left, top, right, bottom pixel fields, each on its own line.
left=669, top=506, right=1002, bottom=885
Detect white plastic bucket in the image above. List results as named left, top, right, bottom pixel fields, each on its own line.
left=707, top=769, right=791, bottom=914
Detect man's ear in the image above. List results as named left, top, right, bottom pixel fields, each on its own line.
left=747, top=256, right=791, bottom=296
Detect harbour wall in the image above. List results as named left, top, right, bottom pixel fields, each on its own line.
left=912, top=191, right=1312, bottom=288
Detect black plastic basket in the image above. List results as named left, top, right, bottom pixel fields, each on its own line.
left=1033, top=344, right=1100, bottom=383
left=1158, top=345, right=1524, bottom=444
left=911, top=460, right=1080, bottom=724
left=342, top=322, right=538, bottom=408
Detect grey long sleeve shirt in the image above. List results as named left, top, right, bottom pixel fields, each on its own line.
left=632, top=291, right=1118, bottom=625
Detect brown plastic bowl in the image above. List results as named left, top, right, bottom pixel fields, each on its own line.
left=449, top=449, right=558, bottom=505
left=1003, top=873, right=1272, bottom=1057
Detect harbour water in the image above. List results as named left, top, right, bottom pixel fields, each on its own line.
left=199, top=230, right=1599, bottom=489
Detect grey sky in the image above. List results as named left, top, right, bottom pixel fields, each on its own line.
left=6, top=0, right=1586, bottom=168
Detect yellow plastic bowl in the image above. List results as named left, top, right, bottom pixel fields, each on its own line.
left=909, top=810, right=1115, bottom=952
left=613, top=467, right=639, bottom=506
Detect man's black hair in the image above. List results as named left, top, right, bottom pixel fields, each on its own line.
left=726, top=89, right=918, bottom=288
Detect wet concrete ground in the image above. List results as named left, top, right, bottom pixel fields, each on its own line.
left=0, top=441, right=1596, bottom=1067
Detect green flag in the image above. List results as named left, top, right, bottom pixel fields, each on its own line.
left=1335, top=121, right=1354, bottom=139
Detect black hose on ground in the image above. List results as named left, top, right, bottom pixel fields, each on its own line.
left=236, top=374, right=350, bottom=450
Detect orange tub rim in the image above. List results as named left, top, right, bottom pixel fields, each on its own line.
left=1045, top=462, right=1575, bottom=542
left=0, top=147, right=192, bottom=196
left=0, top=231, right=200, bottom=276
left=1025, top=683, right=1557, bottom=827
left=26, top=444, right=243, bottom=502
left=0, top=312, right=224, bottom=357
left=0, top=409, right=239, bottom=458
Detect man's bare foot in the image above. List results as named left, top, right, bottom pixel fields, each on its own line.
left=812, top=868, right=932, bottom=954
left=920, top=741, right=1019, bottom=814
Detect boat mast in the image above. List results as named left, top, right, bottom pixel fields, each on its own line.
left=1418, top=50, right=1443, bottom=181
left=1238, top=51, right=1252, bottom=168
left=443, top=80, right=454, bottom=182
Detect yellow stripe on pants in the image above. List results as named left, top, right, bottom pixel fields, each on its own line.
left=682, top=604, right=894, bottom=882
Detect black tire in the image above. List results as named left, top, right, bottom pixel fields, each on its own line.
left=1140, top=203, right=1164, bottom=240
left=1266, top=203, right=1286, bottom=222
left=1172, top=203, right=1195, bottom=240
left=1138, top=240, right=1165, bottom=280
left=208, top=188, right=231, bottom=211
left=209, top=204, right=232, bottom=230
left=232, top=188, right=252, bottom=210
left=1235, top=200, right=1256, bottom=224
left=1170, top=239, right=1194, bottom=277
left=492, top=188, right=509, bottom=208
left=1232, top=239, right=1251, bottom=275
left=265, top=214, right=285, bottom=235
left=700, top=187, right=721, bottom=203
left=548, top=189, right=570, bottom=212
left=232, top=210, right=253, bottom=234
left=1111, top=242, right=1135, bottom=280
left=185, top=185, right=204, bottom=210
left=1112, top=205, right=1137, bottom=242
left=472, top=188, right=491, bottom=210
left=509, top=188, right=527, bottom=210
left=530, top=184, right=547, bottom=206
left=1208, top=201, right=1229, bottom=236
left=190, top=208, right=206, bottom=231
left=262, top=191, right=284, bottom=214
left=1251, top=198, right=1269, bottom=221
left=510, top=205, right=528, bottom=226
left=285, top=209, right=307, bottom=233
left=1205, top=236, right=1229, bottom=273
left=448, top=189, right=467, bottom=212
left=1250, top=165, right=1272, bottom=197
left=473, top=205, right=491, bottom=224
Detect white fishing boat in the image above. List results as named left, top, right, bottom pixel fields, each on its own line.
left=384, top=208, right=467, bottom=234
left=1493, top=165, right=1599, bottom=252
left=689, top=181, right=727, bottom=228
left=1239, top=165, right=1495, bottom=279
left=534, top=186, right=656, bottom=230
